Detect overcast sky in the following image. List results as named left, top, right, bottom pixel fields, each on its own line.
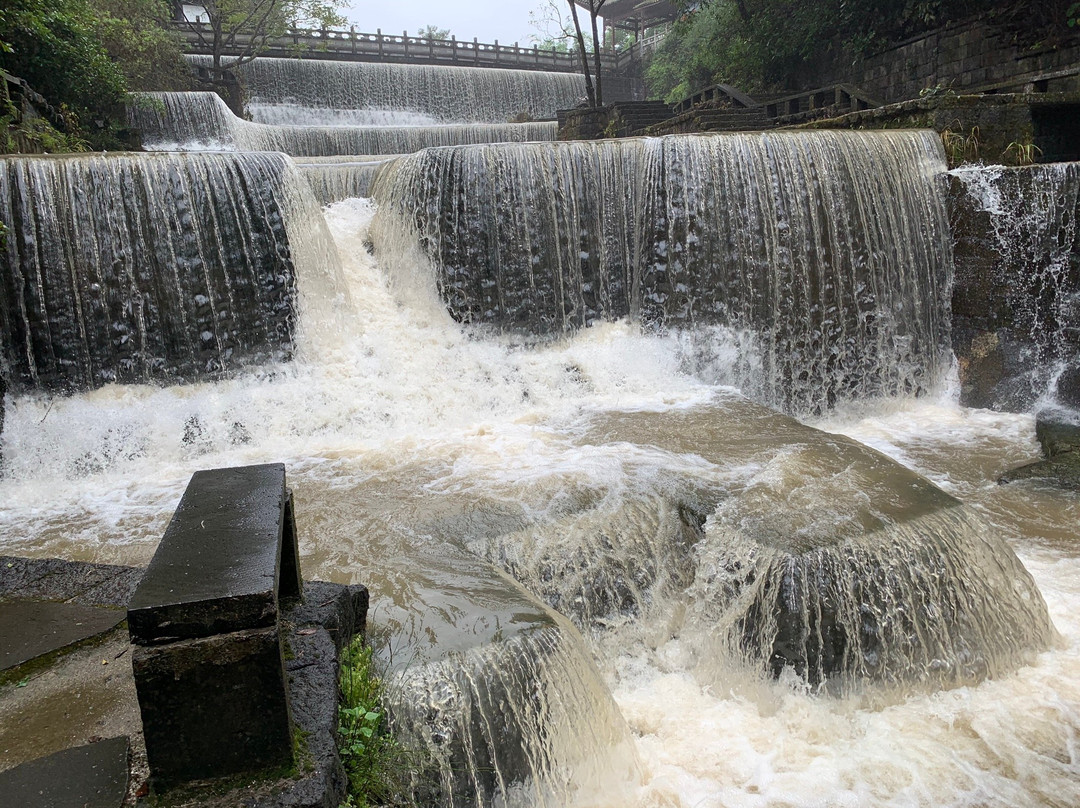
left=344, top=0, right=567, bottom=46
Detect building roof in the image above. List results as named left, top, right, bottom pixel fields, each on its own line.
left=575, top=0, right=683, bottom=26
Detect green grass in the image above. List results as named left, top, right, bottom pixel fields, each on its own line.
left=338, top=638, right=414, bottom=808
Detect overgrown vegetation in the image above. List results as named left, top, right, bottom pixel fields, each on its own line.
left=338, top=638, right=413, bottom=808
left=646, top=0, right=1080, bottom=103
left=0, top=0, right=187, bottom=151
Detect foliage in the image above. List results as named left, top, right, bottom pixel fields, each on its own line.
left=415, top=24, right=451, bottom=41
left=90, top=0, right=189, bottom=91
left=180, top=0, right=348, bottom=77
left=529, top=0, right=585, bottom=52
left=338, top=639, right=413, bottom=808
left=645, top=0, right=1078, bottom=104
left=1070, top=3, right=1080, bottom=27
left=1003, top=140, right=1042, bottom=165
left=0, top=0, right=188, bottom=150
left=0, top=0, right=130, bottom=148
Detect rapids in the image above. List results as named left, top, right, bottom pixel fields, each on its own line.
left=2, top=198, right=1077, bottom=807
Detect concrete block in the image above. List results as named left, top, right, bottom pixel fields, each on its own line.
left=128, top=464, right=301, bottom=645
left=133, top=626, right=294, bottom=789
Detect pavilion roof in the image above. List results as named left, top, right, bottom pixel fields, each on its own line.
left=574, top=0, right=683, bottom=26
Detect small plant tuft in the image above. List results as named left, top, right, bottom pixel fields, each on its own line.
left=941, top=125, right=981, bottom=167
left=1003, top=141, right=1043, bottom=166
left=337, top=638, right=414, bottom=808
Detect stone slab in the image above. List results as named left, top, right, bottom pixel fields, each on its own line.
left=133, top=625, right=293, bottom=789
left=0, top=736, right=129, bottom=808
left=128, top=463, right=301, bottom=644
left=0, top=600, right=125, bottom=672
left=0, top=556, right=142, bottom=608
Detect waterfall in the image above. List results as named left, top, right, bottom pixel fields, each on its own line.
left=950, top=163, right=1080, bottom=412
left=0, top=152, right=341, bottom=393
left=371, top=130, right=954, bottom=415
left=130, top=92, right=559, bottom=156
left=191, top=56, right=586, bottom=124
left=294, top=157, right=394, bottom=205
left=466, top=395, right=1055, bottom=694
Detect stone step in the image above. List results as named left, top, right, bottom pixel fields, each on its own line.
left=0, top=737, right=129, bottom=808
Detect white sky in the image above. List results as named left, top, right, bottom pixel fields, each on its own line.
left=344, top=0, right=573, bottom=46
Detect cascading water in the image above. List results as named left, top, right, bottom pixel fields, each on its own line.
left=130, top=92, right=558, bottom=156
left=951, top=163, right=1080, bottom=413
left=371, top=131, right=954, bottom=415
left=294, top=156, right=396, bottom=205
left=3, top=56, right=1080, bottom=805
left=193, top=56, right=586, bottom=125
left=467, top=396, right=1054, bottom=692
left=0, top=152, right=339, bottom=393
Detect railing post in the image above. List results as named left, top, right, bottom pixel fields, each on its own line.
left=350, top=25, right=356, bottom=54
left=403, top=30, right=409, bottom=58
left=377, top=28, right=383, bottom=58
left=429, top=36, right=434, bottom=59
left=494, top=39, right=499, bottom=65
left=474, top=37, right=479, bottom=66
left=452, top=34, right=458, bottom=64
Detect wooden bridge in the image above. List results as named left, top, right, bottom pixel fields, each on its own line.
left=172, top=22, right=641, bottom=75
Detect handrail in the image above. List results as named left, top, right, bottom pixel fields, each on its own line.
left=169, top=22, right=642, bottom=74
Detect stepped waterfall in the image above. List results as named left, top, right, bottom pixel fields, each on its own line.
left=372, top=131, right=952, bottom=414
left=194, top=56, right=586, bottom=125
left=3, top=53, right=1080, bottom=808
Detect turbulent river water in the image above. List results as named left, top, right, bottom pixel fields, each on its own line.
left=2, top=194, right=1078, bottom=807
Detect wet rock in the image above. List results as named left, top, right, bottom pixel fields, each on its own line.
left=128, top=464, right=302, bottom=791
left=128, top=464, right=301, bottom=644
left=1000, top=418, right=1080, bottom=490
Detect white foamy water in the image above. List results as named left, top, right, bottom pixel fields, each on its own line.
left=2, top=200, right=1078, bottom=806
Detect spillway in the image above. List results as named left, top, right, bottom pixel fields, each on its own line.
left=372, top=130, right=953, bottom=415
left=190, top=55, right=586, bottom=124
left=131, top=92, right=558, bottom=157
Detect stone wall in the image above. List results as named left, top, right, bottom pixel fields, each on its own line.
left=799, top=92, right=1080, bottom=166
left=820, top=18, right=1080, bottom=104
left=948, top=164, right=1080, bottom=411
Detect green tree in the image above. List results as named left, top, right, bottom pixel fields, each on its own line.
left=91, top=0, right=189, bottom=91
left=174, top=0, right=347, bottom=84
left=0, top=0, right=129, bottom=149
left=415, top=24, right=451, bottom=40
left=643, top=0, right=1045, bottom=103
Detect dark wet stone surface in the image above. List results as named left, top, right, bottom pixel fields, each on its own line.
left=0, top=600, right=125, bottom=672
left=134, top=625, right=294, bottom=790
left=0, top=556, right=142, bottom=608
left=1, top=556, right=364, bottom=808
left=128, top=464, right=300, bottom=644
left=1000, top=419, right=1080, bottom=490
left=0, top=736, right=129, bottom=808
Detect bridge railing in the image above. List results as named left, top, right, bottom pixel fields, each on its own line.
left=172, top=23, right=641, bottom=75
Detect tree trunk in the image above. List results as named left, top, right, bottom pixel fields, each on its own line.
left=565, top=0, right=596, bottom=106
left=590, top=1, right=606, bottom=106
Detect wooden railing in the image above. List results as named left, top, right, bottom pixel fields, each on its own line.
left=172, top=23, right=642, bottom=75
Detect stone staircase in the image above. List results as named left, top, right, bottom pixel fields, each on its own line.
left=640, top=105, right=772, bottom=136
left=609, top=100, right=677, bottom=136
